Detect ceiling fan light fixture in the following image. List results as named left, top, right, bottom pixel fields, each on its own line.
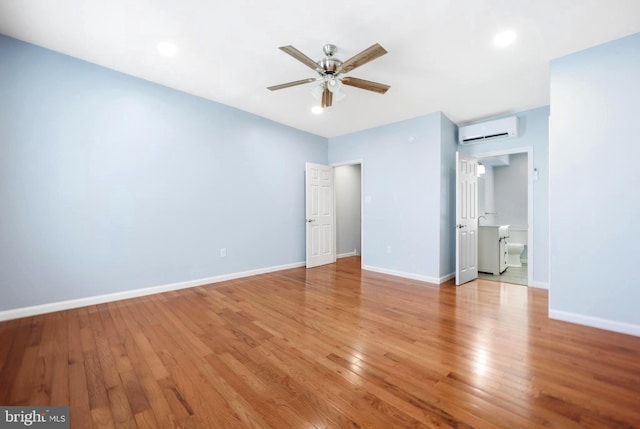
left=327, top=77, right=342, bottom=93
left=312, top=79, right=346, bottom=106
left=311, top=83, right=324, bottom=100
left=333, top=89, right=346, bottom=103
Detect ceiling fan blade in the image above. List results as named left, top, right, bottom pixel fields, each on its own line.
left=340, top=43, right=388, bottom=73
left=342, top=77, right=390, bottom=94
left=279, top=46, right=321, bottom=71
left=267, top=78, right=317, bottom=91
left=321, top=86, right=333, bottom=108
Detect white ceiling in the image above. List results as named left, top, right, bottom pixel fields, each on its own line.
left=1, top=0, right=639, bottom=138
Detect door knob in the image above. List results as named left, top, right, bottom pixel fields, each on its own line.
left=307, top=219, right=316, bottom=223
left=457, top=224, right=465, bottom=229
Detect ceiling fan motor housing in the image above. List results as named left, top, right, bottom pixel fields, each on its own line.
left=319, top=45, right=341, bottom=74
left=318, top=57, right=342, bottom=75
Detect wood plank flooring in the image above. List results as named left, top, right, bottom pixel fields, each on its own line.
left=2, top=256, right=640, bottom=428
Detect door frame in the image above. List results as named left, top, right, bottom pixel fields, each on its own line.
left=331, top=159, right=364, bottom=268
left=472, top=146, right=534, bottom=287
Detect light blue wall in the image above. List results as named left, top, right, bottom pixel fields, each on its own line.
left=328, top=112, right=454, bottom=281
left=0, top=33, right=565, bottom=315
left=459, top=106, right=550, bottom=286
left=0, top=35, right=327, bottom=312
left=549, top=33, right=640, bottom=331
left=440, top=116, right=458, bottom=277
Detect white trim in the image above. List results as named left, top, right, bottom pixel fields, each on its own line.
left=549, top=309, right=640, bottom=337
left=530, top=281, right=549, bottom=290
left=439, top=272, right=456, bottom=283
left=0, top=262, right=305, bottom=322
left=363, top=265, right=453, bottom=285
left=330, top=158, right=365, bottom=168
left=337, top=250, right=358, bottom=259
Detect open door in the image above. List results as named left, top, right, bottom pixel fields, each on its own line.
left=455, top=152, right=479, bottom=285
left=305, top=162, right=336, bottom=268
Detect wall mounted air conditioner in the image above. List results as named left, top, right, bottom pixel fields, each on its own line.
left=458, top=116, right=519, bottom=145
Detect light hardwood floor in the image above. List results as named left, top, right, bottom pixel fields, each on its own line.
left=479, top=263, right=528, bottom=286
left=1, top=257, right=639, bottom=428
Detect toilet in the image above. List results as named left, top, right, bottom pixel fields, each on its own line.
left=506, top=228, right=527, bottom=268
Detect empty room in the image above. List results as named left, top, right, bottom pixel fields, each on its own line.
left=1, top=1, right=640, bottom=428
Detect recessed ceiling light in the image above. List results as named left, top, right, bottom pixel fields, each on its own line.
left=493, top=30, right=516, bottom=47
left=311, top=106, right=324, bottom=115
left=157, top=41, right=177, bottom=56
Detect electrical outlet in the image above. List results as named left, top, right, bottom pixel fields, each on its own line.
left=220, top=248, right=227, bottom=257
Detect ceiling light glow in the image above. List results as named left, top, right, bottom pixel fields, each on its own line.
left=311, top=106, right=324, bottom=115
left=493, top=30, right=516, bottom=47
left=157, top=41, right=177, bottom=56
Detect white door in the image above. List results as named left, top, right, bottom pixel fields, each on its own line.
left=305, top=162, right=336, bottom=268
left=455, top=152, right=479, bottom=285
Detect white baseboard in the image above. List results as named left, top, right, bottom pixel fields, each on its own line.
left=549, top=309, right=640, bottom=337
left=530, top=281, right=549, bottom=289
left=439, top=272, right=456, bottom=283
left=363, top=265, right=453, bottom=285
left=0, top=261, right=305, bottom=322
left=337, top=250, right=358, bottom=259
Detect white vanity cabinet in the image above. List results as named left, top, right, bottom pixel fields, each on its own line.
left=478, top=225, right=509, bottom=275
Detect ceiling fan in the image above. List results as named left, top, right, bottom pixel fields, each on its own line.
left=267, top=43, right=390, bottom=108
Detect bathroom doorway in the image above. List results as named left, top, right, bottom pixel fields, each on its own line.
left=476, top=148, right=533, bottom=287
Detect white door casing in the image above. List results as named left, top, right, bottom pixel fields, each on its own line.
left=305, top=162, right=336, bottom=268
left=456, top=152, right=479, bottom=285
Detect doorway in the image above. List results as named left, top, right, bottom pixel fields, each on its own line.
left=333, top=162, right=363, bottom=263
left=305, top=161, right=363, bottom=269
left=476, top=148, right=533, bottom=287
